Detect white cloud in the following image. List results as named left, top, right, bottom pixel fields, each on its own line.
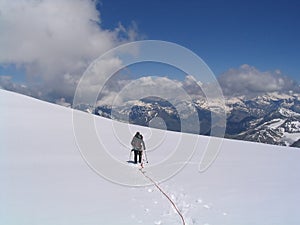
left=0, top=0, right=138, bottom=102
left=75, top=57, right=124, bottom=105
left=0, top=75, right=42, bottom=97
left=218, top=64, right=299, bottom=96
left=55, top=97, right=71, bottom=107
left=97, top=76, right=192, bottom=107
left=180, top=75, right=205, bottom=97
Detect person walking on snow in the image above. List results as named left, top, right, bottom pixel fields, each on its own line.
left=131, top=132, right=146, bottom=164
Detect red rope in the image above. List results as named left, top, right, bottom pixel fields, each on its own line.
left=140, top=170, right=186, bottom=225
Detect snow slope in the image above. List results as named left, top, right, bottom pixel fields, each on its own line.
left=1, top=89, right=300, bottom=225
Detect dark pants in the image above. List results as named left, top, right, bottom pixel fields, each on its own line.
left=133, top=150, right=142, bottom=163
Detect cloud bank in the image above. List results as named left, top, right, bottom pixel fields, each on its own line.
left=218, top=64, right=300, bottom=97
left=97, top=65, right=300, bottom=107
left=0, top=0, right=137, bottom=102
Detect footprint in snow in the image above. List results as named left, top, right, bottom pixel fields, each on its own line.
left=203, top=204, right=211, bottom=209
left=196, top=198, right=202, bottom=204
left=148, top=188, right=154, bottom=193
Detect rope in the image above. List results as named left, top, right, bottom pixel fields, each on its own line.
left=139, top=169, right=186, bottom=225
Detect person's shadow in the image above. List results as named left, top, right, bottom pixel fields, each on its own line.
left=126, top=160, right=136, bottom=164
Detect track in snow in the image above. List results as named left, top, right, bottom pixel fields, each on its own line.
left=139, top=168, right=186, bottom=225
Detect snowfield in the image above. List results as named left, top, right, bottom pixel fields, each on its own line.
left=1, top=89, right=300, bottom=225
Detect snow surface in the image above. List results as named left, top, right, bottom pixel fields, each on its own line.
left=1, top=89, right=300, bottom=225
left=266, top=119, right=285, bottom=129
left=264, top=119, right=300, bottom=145
left=279, top=108, right=300, bottom=118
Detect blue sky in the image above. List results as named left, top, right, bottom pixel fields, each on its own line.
left=0, top=0, right=299, bottom=103
left=100, top=0, right=300, bottom=81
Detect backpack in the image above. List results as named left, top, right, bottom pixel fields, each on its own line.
left=131, top=136, right=143, bottom=151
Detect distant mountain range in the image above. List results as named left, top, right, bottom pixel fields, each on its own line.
left=76, top=92, right=300, bottom=148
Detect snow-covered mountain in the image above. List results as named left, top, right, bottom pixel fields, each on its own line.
left=94, top=92, right=300, bottom=148
left=225, top=93, right=300, bottom=147
left=2, top=89, right=299, bottom=225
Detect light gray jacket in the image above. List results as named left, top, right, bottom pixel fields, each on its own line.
left=131, top=136, right=145, bottom=151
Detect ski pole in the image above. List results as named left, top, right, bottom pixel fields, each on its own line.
left=144, top=149, right=148, bottom=163
left=129, top=149, right=133, bottom=161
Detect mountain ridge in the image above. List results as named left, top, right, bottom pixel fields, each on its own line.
left=93, top=91, right=300, bottom=148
